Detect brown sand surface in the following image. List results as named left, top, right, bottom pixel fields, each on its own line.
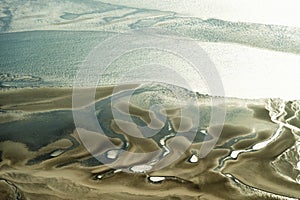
left=0, top=86, right=299, bottom=200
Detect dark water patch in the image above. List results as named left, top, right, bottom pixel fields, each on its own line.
left=27, top=151, right=59, bottom=165
left=129, top=13, right=176, bottom=29
left=0, top=110, right=75, bottom=151
left=55, top=160, right=78, bottom=168
left=104, top=10, right=145, bottom=23
left=26, top=135, right=79, bottom=165
left=216, top=132, right=256, bottom=149
left=248, top=104, right=272, bottom=122
left=60, top=12, right=80, bottom=20
left=81, top=157, right=104, bottom=167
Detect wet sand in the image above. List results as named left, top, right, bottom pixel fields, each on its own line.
left=0, top=85, right=299, bottom=200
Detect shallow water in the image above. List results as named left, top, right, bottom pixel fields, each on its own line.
left=1, top=30, right=300, bottom=99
